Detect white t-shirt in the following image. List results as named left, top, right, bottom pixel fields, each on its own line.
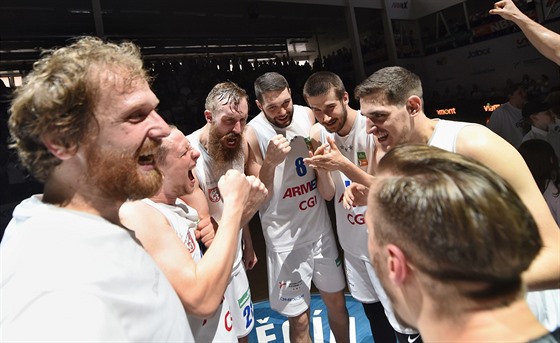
left=1, top=195, right=192, bottom=342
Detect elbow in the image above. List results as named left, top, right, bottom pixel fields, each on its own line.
left=180, top=297, right=221, bottom=318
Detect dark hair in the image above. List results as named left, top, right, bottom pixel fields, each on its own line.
left=518, top=139, right=560, bottom=196
left=254, top=72, right=289, bottom=103
left=354, top=66, right=422, bottom=106
left=303, top=71, right=346, bottom=101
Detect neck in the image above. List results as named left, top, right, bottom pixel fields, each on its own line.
left=412, top=112, right=438, bottom=144
left=417, top=297, right=548, bottom=342
left=338, top=106, right=357, bottom=137
left=150, top=187, right=178, bottom=206
left=43, top=175, right=123, bottom=225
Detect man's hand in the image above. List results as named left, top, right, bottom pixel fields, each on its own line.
left=304, top=136, right=347, bottom=171
left=242, top=238, right=258, bottom=270
left=343, top=182, right=369, bottom=209
left=264, top=134, right=291, bottom=167
left=195, top=216, right=217, bottom=248
left=489, top=0, right=523, bottom=21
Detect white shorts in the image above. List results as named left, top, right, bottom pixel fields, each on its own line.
left=189, top=296, right=237, bottom=342
left=344, top=253, right=380, bottom=303
left=267, top=231, right=346, bottom=317
left=225, top=262, right=254, bottom=338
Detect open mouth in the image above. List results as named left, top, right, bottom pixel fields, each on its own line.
left=138, top=153, right=155, bottom=166
left=188, top=169, right=195, bottom=181
left=376, top=131, right=388, bottom=142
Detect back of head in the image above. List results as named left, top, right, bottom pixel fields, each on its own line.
left=254, top=72, right=289, bottom=103
left=518, top=139, right=559, bottom=194
left=303, top=71, right=346, bottom=101
left=354, top=66, right=422, bottom=106
left=205, top=81, right=248, bottom=116
left=8, top=36, right=147, bottom=182
left=372, top=144, right=541, bottom=300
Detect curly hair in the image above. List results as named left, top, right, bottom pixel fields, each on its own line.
left=8, top=36, right=149, bottom=182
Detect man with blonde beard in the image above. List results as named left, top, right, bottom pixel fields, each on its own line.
left=184, top=81, right=263, bottom=342
left=1, top=37, right=191, bottom=341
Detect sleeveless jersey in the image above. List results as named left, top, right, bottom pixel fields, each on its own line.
left=319, top=113, right=373, bottom=261
left=141, top=198, right=237, bottom=342
left=428, top=119, right=477, bottom=152
left=187, top=129, right=244, bottom=271
left=248, top=105, right=331, bottom=252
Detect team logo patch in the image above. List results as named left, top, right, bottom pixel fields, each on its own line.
left=208, top=187, right=221, bottom=203
left=357, top=151, right=368, bottom=167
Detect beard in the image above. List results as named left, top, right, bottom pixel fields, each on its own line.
left=86, top=139, right=163, bottom=202
left=263, top=106, right=294, bottom=128
left=208, top=123, right=244, bottom=173
left=324, top=105, right=348, bottom=133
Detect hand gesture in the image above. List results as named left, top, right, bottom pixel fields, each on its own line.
left=195, top=216, right=217, bottom=248
left=343, top=182, right=369, bottom=209
left=489, top=0, right=523, bottom=20
left=304, top=136, right=346, bottom=172
left=264, top=134, right=291, bottom=167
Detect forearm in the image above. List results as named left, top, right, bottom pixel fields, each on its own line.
left=316, top=170, right=335, bottom=201
left=258, top=158, right=277, bottom=201
left=513, top=13, right=560, bottom=64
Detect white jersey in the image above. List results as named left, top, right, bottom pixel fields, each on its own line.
left=428, top=119, right=477, bottom=152
left=319, top=113, right=372, bottom=261
left=141, top=199, right=237, bottom=342
left=187, top=130, right=255, bottom=338
left=248, top=105, right=332, bottom=252
left=187, top=129, right=244, bottom=271
left=0, top=195, right=192, bottom=342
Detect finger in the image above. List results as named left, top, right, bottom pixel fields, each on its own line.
left=326, top=136, right=339, bottom=151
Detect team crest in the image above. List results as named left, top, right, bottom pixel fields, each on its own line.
left=208, top=187, right=221, bottom=203
left=186, top=231, right=196, bottom=254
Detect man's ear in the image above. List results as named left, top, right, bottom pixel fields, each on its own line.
left=204, top=110, right=213, bottom=124
left=342, top=91, right=349, bottom=105
left=41, top=133, right=77, bottom=160
left=386, top=244, right=410, bottom=285
left=255, top=100, right=263, bottom=112
left=406, top=95, right=422, bottom=116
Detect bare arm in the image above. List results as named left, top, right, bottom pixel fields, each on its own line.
left=490, top=0, right=560, bottom=65
left=307, top=123, right=335, bottom=201
left=457, top=125, right=560, bottom=290
left=120, top=170, right=254, bottom=317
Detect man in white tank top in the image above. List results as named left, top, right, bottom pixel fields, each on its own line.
left=302, top=71, right=422, bottom=343
left=246, top=72, right=349, bottom=343
left=182, top=82, right=268, bottom=342
left=120, top=127, right=267, bottom=342
left=344, top=66, right=560, bottom=328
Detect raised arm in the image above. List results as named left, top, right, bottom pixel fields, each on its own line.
left=490, top=0, right=560, bottom=65
left=457, top=125, right=560, bottom=290
left=120, top=170, right=255, bottom=318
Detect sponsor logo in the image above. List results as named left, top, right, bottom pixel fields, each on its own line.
left=208, top=187, right=221, bottom=203
left=392, top=1, right=408, bottom=9
left=280, top=294, right=305, bottom=302
left=357, top=151, right=368, bottom=166
left=238, top=288, right=251, bottom=308
left=483, top=103, right=500, bottom=112
left=282, top=179, right=317, bottom=199
left=408, top=334, right=421, bottom=343
left=436, top=107, right=456, bottom=116
left=467, top=48, right=490, bottom=58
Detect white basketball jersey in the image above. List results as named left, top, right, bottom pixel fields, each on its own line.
left=320, top=113, right=373, bottom=261
left=187, top=129, right=244, bottom=270
left=248, top=105, right=331, bottom=252
left=141, top=199, right=237, bottom=342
